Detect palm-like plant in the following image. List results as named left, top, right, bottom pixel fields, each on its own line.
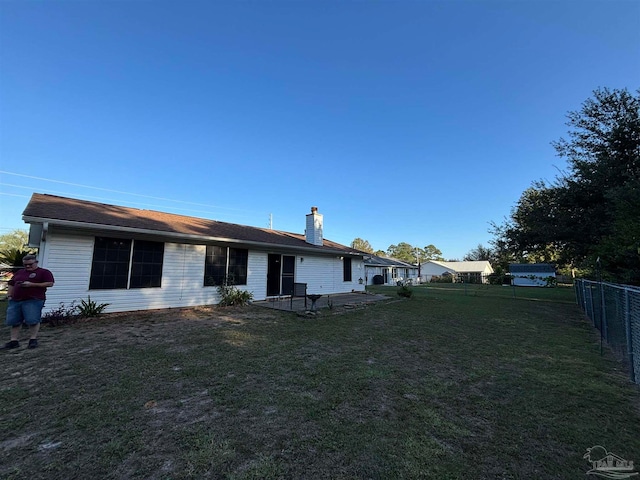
left=0, top=248, right=36, bottom=268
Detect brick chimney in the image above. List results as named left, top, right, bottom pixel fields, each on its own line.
left=305, top=206, right=323, bottom=246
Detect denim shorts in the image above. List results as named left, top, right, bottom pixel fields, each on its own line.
left=6, top=299, right=46, bottom=327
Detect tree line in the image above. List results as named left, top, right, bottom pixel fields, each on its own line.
left=489, top=87, right=640, bottom=285
left=351, top=238, right=493, bottom=265
left=351, top=239, right=448, bottom=264
left=352, top=88, right=640, bottom=286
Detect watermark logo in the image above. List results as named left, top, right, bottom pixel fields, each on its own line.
left=584, top=446, right=638, bottom=479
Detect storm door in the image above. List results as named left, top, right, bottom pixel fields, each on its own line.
left=281, top=256, right=295, bottom=295
left=267, top=254, right=281, bottom=296
left=266, top=254, right=295, bottom=296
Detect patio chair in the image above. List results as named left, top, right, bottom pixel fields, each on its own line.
left=291, top=282, right=308, bottom=310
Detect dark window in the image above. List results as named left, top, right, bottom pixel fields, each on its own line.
left=89, top=237, right=164, bottom=290
left=228, top=248, right=248, bottom=285
left=204, top=246, right=248, bottom=286
left=130, top=240, right=164, bottom=288
left=343, top=257, right=352, bottom=282
left=204, top=245, right=227, bottom=286
left=89, top=237, right=132, bottom=289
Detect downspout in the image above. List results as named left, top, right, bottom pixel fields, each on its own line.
left=180, top=244, right=186, bottom=301
left=38, top=222, right=49, bottom=264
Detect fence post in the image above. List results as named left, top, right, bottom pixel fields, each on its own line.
left=625, top=289, right=636, bottom=383
left=600, top=281, right=608, bottom=342
left=588, top=283, right=595, bottom=327
left=585, top=281, right=591, bottom=323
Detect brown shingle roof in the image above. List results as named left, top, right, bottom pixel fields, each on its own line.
left=22, top=193, right=358, bottom=254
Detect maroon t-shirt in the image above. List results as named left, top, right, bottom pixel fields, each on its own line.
left=8, top=267, right=55, bottom=301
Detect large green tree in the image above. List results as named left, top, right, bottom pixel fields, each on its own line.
left=351, top=238, right=374, bottom=253
left=493, top=87, right=640, bottom=284
left=422, top=244, right=444, bottom=261
left=386, top=242, right=416, bottom=263
left=463, top=244, right=493, bottom=262
left=386, top=243, right=444, bottom=263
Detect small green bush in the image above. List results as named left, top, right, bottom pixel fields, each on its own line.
left=217, top=279, right=253, bottom=306
left=397, top=285, right=413, bottom=298
left=77, top=295, right=110, bottom=317
left=430, top=275, right=453, bottom=283
left=487, top=273, right=508, bottom=285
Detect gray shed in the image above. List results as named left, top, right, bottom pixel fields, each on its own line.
left=509, top=263, right=556, bottom=287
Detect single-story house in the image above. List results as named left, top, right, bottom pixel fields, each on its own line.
left=363, top=254, right=419, bottom=286
left=421, top=260, right=494, bottom=284
left=509, top=263, right=556, bottom=287
left=21, top=194, right=366, bottom=313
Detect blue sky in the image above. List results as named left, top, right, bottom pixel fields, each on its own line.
left=1, top=1, right=638, bottom=259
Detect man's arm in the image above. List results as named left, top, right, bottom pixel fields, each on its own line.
left=21, top=281, right=54, bottom=288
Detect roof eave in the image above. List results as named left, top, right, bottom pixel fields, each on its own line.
left=22, top=216, right=363, bottom=257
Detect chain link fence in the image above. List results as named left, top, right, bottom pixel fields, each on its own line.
left=575, top=279, right=640, bottom=384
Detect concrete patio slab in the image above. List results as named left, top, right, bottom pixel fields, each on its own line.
left=253, top=291, right=391, bottom=312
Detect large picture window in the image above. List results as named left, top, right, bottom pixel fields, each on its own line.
left=89, top=237, right=164, bottom=290
left=89, top=237, right=131, bottom=290
left=205, top=246, right=248, bottom=286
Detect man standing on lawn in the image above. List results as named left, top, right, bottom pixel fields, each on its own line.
left=3, top=254, right=54, bottom=350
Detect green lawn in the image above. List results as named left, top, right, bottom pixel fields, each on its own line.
left=1, top=286, right=638, bottom=479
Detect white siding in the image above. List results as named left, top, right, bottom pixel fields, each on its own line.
left=305, top=211, right=323, bottom=246
left=39, top=231, right=363, bottom=314
left=512, top=271, right=556, bottom=287
left=43, top=236, right=219, bottom=313
left=296, top=256, right=364, bottom=295
left=421, top=263, right=455, bottom=282
left=365, top=266, right=384, bottom=285
left=246, top=251, right=268, bottom=300
left=421, top=261, right=492, bottom=283
left=365, top=266, right=417, bottom=286
left=40, top=232, right=94, bottom=308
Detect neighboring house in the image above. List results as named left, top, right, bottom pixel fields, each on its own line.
left=363, top=254, right=419, bottom=286
left=21, top=194, right=366, bottom=313
left=421, top=260, right=494, bottom=284
left=509, top=263, right=556, bottom=287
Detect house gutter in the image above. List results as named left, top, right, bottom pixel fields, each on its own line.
left=21, top=216, right=363, bottom=257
